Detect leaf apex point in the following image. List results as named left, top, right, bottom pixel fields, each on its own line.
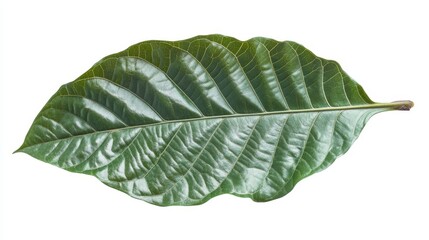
left=13, top=149, right=22, bottom=154
left=13, top=144, right=27, bottom=154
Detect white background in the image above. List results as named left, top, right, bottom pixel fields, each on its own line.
left=1, top=0, right=428, bottom=239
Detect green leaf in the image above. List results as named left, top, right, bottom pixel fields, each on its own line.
left=16, top=34, right=413, bottom=206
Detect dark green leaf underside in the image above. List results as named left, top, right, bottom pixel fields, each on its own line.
left=17, top=34, right=412, bottom=206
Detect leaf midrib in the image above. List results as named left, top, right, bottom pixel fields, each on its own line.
left=18, top=101, right=410, bottom=151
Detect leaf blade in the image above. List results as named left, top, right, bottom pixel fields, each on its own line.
left=17, top=35, right=413, bottom=206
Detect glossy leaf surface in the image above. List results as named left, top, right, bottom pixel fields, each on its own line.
left=17, top=35, right=413, bottom=206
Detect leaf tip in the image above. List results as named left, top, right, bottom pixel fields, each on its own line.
left=13, top=148, right=23, bottom=154
left=13, top=143, right=27, bottom=154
